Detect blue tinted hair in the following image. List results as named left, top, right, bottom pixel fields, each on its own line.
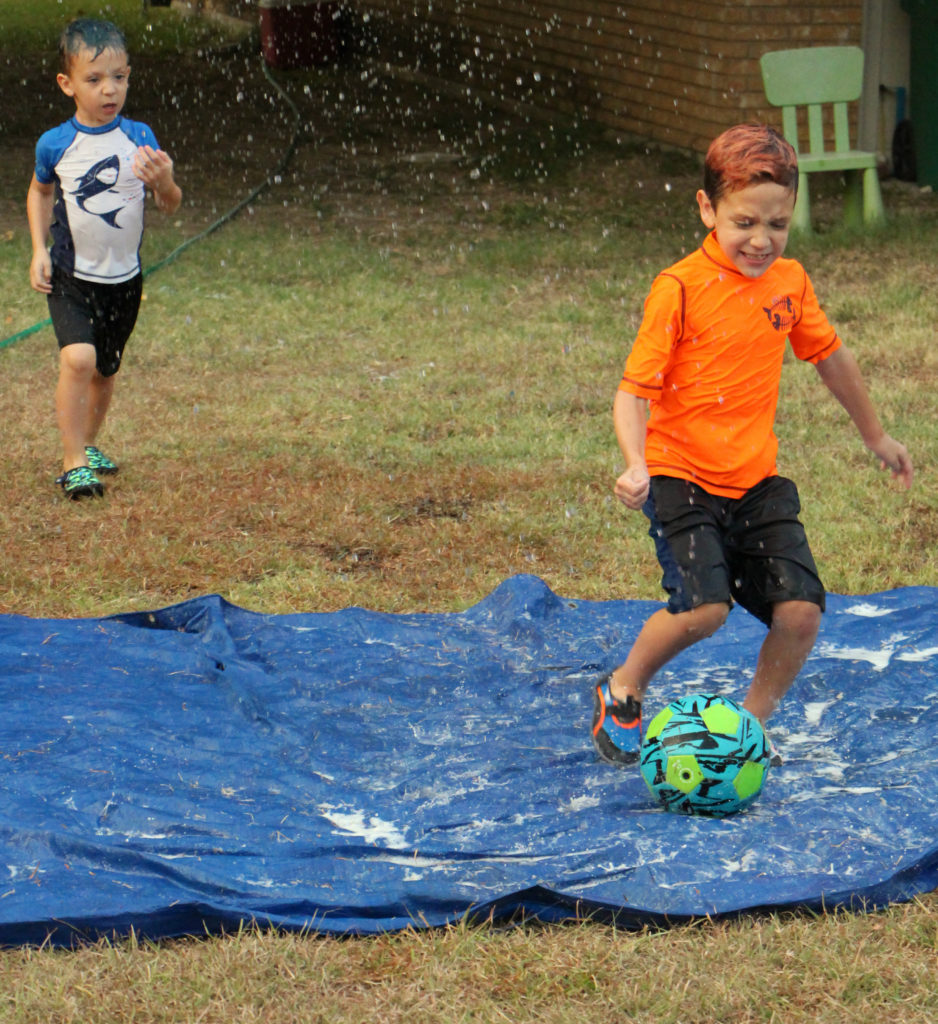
left=59, top=18, right=128, bottom=73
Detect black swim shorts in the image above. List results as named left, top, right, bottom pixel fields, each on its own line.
left=48, top=267, right=143, bottom=377
left=642, top=475, right=826, bottom=627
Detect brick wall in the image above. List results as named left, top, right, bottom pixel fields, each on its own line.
left=355, top=0, right=864, bottom=154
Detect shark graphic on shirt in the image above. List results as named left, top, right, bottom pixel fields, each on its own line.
left=71, top=154, right=124, bottom=228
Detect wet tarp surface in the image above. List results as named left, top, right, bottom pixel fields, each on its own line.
left=1, top=574, right=936, bottom=945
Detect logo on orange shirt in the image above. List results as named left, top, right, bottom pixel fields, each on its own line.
left=763, top=295, right=796, bottom=332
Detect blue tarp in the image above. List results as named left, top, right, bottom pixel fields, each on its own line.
left=1, top=574, right=937, bottom=946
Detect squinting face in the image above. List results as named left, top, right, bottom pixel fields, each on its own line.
left=696, top=182, right=795, bottom=279
left=57, top=47, right=130, bottom=128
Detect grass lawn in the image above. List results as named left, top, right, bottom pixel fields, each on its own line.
left=2, top=2, right=938, bottom=1021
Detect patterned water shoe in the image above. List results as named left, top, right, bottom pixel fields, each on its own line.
left=56, top=466, right=104, bottom=500
left=84, top=445, right=118, bottom=475
left=592, top=679, right=642, bottom=766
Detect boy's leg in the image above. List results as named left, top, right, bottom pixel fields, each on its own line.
left=620, top=479, right=733, bottom=701
left=743, top=599, right=820, bottom=723
left=727, top=477, right=826, bottom=726
left=609, top=602, right=730, bottom=703
left=593, top=601, right=729, bottom=765
left=594, top=478, right=735, bottom=765
left=48, top=270, right=138, bottom=474
left=55, top=342, right=98, bottom=471
left=86, top=370, right=116, bottom=447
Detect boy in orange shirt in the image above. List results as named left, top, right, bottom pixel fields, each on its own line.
left=593, top=124, right=913, bottom=766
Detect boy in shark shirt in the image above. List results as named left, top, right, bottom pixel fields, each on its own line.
left=27, top=18, right=181, bottom=499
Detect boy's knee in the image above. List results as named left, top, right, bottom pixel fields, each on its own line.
left=686, top=601, right=730, bottom=638
left=59, top=342, right=97, bottom=377
left=771, top=600, right=821, bottom=643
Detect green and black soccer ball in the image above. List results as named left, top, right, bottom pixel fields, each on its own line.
left=639, top=693, right=771, bottom=818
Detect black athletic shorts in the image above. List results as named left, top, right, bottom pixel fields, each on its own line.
left=642, top=475, right=826, bottom=627
left=47, top=267, right=143, bottom=377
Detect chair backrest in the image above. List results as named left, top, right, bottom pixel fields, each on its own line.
left=760, top=46, right=865, bottom=155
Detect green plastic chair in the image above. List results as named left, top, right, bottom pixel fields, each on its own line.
left=760, top=46, right=885, bottom=232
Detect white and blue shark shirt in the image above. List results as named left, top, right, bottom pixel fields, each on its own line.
left=35, top=115, right=158, bottom=284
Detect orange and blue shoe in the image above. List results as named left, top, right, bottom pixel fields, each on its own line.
left=592, top=679, right=642, bottom=765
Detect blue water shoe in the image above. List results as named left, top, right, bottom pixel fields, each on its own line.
left=592, top=679, right=642, bottom=766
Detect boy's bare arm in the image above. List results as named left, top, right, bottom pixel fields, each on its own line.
left=132, top=145, right=182, bottom=215
left=613, top=390, right=651, bottom=509
left=27, top=174, right=54, bottom=294
left=814, top=345, right=913, bottom=488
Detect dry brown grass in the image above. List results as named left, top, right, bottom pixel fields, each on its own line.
left=3, top=904, right=938, bottom=1023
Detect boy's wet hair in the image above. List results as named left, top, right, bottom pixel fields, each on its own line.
left=59, top=18, right=128, bottom=73
left=703, top=124, right=799, bottom=206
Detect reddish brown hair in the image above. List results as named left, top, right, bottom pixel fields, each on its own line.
left=703, top=124, right=798, bottom=205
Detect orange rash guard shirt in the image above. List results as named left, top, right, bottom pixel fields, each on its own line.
left=618, top=231, right=841, bottom=498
